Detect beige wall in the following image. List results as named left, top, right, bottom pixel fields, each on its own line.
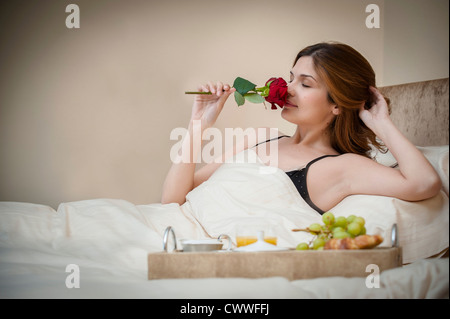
left=383, top=0, right=449, bottom=85
left=0, top=0, right=448, bottom=208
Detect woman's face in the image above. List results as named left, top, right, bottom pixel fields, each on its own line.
left=281, top=56, right=339, bottom=128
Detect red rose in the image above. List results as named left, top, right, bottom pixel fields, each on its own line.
left=265, top=77, right=288, bottom=110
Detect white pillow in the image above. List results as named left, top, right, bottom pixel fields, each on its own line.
left=338, top=145, right=449, bottom=264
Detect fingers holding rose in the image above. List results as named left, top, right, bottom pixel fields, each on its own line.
left=191, top=81, right=235, bottom=128
left=197, top=81, right=233, bottom=97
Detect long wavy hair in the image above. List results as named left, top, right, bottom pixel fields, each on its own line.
left=294, top=42, right=391, bottom=157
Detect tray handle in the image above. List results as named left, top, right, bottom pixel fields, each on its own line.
left=391, top=223, right=399, bottom=247
left=218, top=234, right=232, bottom=251
left=163, top=226, right=178, bottom=252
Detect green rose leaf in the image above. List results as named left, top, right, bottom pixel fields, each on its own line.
left=233, top=77, right=256, bottom=96
left=234, top=91, right=245, bottom=106
left=244, top=93, right=265, bottom=104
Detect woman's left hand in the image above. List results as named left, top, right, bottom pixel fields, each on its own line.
left=359, top=86, right=391, bottom=133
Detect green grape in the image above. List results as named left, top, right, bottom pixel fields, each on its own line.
left=333, top=231, right=350, bottom=239
left=322, top=212, right=335, bottom=226
left=334, top=216, right=348, bottom=229
left=360, top=226, right=366, bottom=235
left=313, top=237, right=326, bottom=250
left=296, top=242, right=310, bottom=250
left=354, top=216, right=365, bottom=227
left=308, top=223, right=322, bottom=233
left=346, top=215, right=356, bottom=224
left=347, top=222, right=362, bottom=236
left=332, top=226, right=345, bottom=234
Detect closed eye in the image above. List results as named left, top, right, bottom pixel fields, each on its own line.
left=289, top=71, right=294, bottom=83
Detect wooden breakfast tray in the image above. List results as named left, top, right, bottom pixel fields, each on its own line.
left=147, top=247, right=402, bottom=280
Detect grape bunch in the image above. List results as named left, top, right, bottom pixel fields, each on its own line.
left=295, top=212, right=366, bottom=250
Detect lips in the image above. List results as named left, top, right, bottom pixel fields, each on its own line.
left=283, top=101, right=298, bottom=108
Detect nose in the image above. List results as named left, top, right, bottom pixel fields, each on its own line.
left=286, top=81, right=295, bottom=97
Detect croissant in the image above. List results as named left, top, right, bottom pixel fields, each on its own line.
left=324, top=234, right=383, bottom=250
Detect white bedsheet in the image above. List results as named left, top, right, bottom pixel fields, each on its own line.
left=0, top=240, right=448, bottom=299
left=0, top=146, right=449, bottom=299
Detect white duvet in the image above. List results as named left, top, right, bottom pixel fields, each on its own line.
left=0, top=146, right=449, bottom=299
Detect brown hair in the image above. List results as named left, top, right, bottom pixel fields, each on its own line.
left=294, top=42, right=390, bottom=157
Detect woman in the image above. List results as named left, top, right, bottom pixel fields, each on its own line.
left=161, top=42, right=441, bottom=215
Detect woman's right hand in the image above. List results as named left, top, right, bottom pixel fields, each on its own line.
left=190, top=81, right=235, bottom=129
left=161, top=82, right=235, bottom=205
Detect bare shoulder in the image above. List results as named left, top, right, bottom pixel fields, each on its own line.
left=329, top=152, right=382, bottom=179
left=331, top=152, right=404, bottom=197
left=336, top=152, right=377, bottom=166
left=307, top=153, right=375, bottom=183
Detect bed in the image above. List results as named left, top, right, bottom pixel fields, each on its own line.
left=0, top=78, right=448, bottom=300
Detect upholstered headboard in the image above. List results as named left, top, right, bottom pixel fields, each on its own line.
left=380, top=78, right=449, bottom=146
